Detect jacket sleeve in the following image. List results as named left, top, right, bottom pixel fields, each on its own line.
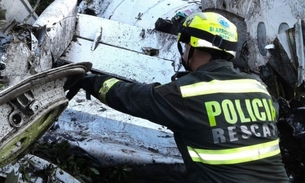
left=104, top=79, right=187, bottom=131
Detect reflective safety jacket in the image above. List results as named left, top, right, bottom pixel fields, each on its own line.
left=97, top=59, right=289, bottom=183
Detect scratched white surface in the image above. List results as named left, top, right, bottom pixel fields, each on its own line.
left=79, top=0, right=201, bottom=29
left=58, top=3, right=184, bottom=165
left=50, top=90, right=183, bottom=166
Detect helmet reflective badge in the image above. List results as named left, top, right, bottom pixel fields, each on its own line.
left=218, top=17, right=230, bottom=29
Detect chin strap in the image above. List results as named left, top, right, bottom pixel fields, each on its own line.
left=171, top=42, right=193, bottom=81
left=177, top=42, right=194, bottom=71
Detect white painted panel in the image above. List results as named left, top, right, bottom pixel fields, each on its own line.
left=93, top=0, right=201, bottom=29
left=76, top=14, right=180, bottom=62
left=61, top=38, right=176, bottom=84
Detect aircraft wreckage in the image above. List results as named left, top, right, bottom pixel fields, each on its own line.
left=0, top=0, right=305, bottom=182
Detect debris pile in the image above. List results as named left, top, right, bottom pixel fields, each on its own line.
left=278, top=97, right=305, bottom=182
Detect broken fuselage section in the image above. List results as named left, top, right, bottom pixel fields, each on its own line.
left=0, top=0, right=91, bottom=168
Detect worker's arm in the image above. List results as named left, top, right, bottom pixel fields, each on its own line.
left=78, top=74, right=186, bottom=130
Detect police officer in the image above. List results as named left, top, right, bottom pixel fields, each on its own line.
left=69, top=12, right=289, bottom=183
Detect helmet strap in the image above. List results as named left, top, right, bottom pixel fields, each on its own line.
left=187, top=46, right=195, bottom=70
left=171, top=42, right=191, bottom=81
left=177, top=42, right=193, bottom=71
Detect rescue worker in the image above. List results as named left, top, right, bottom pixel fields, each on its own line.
left=68, top=12, right=289, bottom=183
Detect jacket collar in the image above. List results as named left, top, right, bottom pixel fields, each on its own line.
left=195, top=59, right=234, bottom=72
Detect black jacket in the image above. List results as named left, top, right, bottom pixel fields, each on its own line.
left=101, top=59, right=289, bottom=183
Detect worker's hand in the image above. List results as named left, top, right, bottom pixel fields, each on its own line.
left=66, top=73, right=109, bottom=100
left=81, top=74, right=105, bottom=98
left=65, top=76, right=83, bottom=100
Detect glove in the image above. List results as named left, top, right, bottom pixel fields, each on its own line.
left=65, top=77, right=82, bottom=100
left=66, top=73, right=110, bottom=100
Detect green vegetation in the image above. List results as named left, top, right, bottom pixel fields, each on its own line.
left=29, top=0, right=54, bottom=15
left=31, top=140, right=134, bottom=183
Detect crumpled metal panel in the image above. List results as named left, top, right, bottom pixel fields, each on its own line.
left=268, top=19, right=305, bottom=87
left=0, top=0, right=91, bottom=170
left=0, top=0, right=78, bottom=90
left=32, top=0, right=78, bottom=71
left=0, top=62, right=92, bottom=168
left=49, top=97, right=183, bottom=167
left=0, top=43, right=32, bottom=87
left=201, top=0, right=305, bottom=73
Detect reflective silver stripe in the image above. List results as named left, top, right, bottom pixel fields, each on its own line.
left=98, top=78, right=120, bottom=103
left=180, top=79, right=270, bottom=98
left=188, top=139, right=280, bottom=165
